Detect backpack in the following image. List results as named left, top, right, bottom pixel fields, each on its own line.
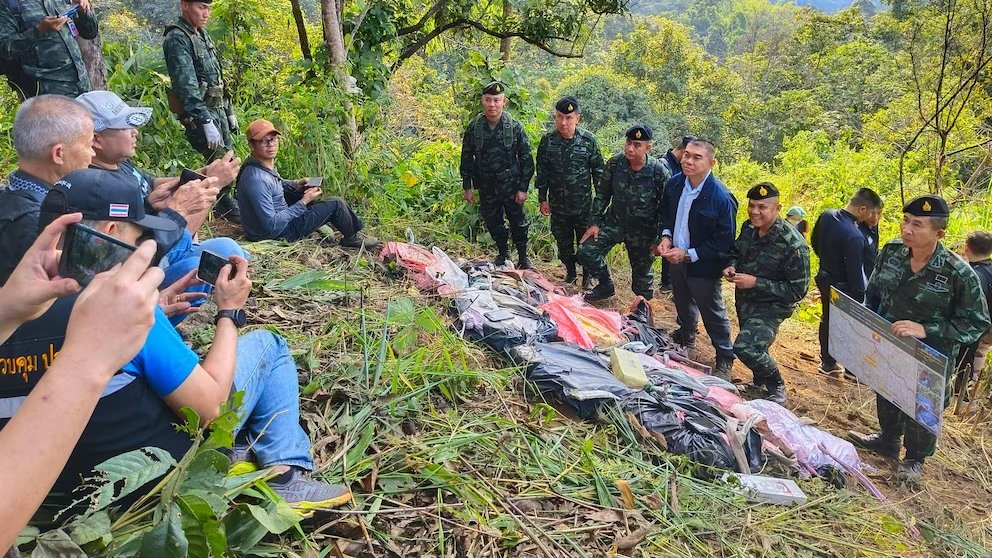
left=0, top=0, right=41, bottom=99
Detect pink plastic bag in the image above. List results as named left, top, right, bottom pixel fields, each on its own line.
left=379, top=242, right=441, bottom=292
left=539, top=294, right=623, bottom=349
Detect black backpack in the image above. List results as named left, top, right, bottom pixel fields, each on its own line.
left=0, top=0, right=41, bottom=99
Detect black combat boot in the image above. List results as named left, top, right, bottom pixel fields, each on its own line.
left=766, top=383, right=787, bottom=405
left=581, top=268, right=594, bottom=290
left=846, top=431, right=901, bottom=459
left=516, top=243, right=532, bottom=270
left=584, top=273, right=615, bottom=301
left=564, top=261, right=578, bottom=284
left=494, top=243, right=510, bottom=267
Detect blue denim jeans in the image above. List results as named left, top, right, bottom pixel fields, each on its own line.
left=232, top=330, right=314, bottom=471
left=162, top=232, right=249, bottom=325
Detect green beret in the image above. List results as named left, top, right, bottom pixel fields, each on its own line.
left=481, top=81, right=505, bottom=96
left=903, top=195, right=950, bottom=218
left=747, top=182, right=779, bottom=200
left=555, top=97, right=579, bottom=114
left=626, top=124, right=652, bottom=141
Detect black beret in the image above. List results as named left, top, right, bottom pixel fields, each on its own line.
left=903, top=195, right=950, bottom=218
left=481, top=81, right=505, bottom=95
left=747, top=182, right=779, bottom=200
left=555, top=97, right=579, bottom=114
left=626, top=124, right=652, bottom=141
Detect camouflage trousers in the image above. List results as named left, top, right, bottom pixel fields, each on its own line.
left=478, top=184, right=528, bottom=248
left=550, top=210, right=590, bottom=268
left=29, top=78, right=89, bottom=99
left=733, top=303, right=791, bottom=388
left=576, top=219, right=656, bottom=298
left=184, top=106, right=233, bottom=163
left=876, top=364, right=955, bottom=460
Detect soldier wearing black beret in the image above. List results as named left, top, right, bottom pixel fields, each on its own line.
left=459, top=81, right=535, bottom=268
left=850, top=193, right=990, bottom=484
left=723, top=181, right=810, bottom=403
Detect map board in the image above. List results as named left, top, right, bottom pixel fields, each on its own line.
left=828, top=288, right=947, bottom=436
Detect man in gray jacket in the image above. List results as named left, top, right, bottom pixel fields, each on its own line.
left=236, top=119, right=377, bottom=247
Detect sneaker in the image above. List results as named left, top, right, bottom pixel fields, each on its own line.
left=584, top=280, right=615, bottom=301
left=894, top=459, right=924, bottom=485
left=269, top=468, right=353, bottom=511
left=213, top=192, right=241, bottom=224
left=766, top=384, right=787, bottom=405
left=846, top=431, right=901, bottom=459
left=340, top=234, right=379, bottom=249
left=713, top=358, right=733, bottom=382
left=671, top=328, right=696, bottom=349
left=817, top=363, right=844, bottom=377
left=223, top=443, right=259, bottom=476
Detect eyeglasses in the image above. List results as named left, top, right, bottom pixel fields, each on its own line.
left=253, top=137, right=279, bottom=146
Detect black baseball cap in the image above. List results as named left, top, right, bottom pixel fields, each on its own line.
left=44, top=168, right=181, bottom=233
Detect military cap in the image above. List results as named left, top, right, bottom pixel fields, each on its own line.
left=903, top=195, right=950, bottom=217
left=626, top=124, right=652, bottom=141
left=786, top=206, right=806, bottom=218
left=555, top=96, right=579, bottom=114
left=747, top=182, right=779, bottom=200
left=481, top=81, right=505, bottom=95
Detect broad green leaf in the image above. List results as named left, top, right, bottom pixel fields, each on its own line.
left=31, top=529, right=86, bottom=558
left=246, top=501, right=301, bottom=534
left=69, top=510, right=111, bottom=546
left=89, top=447, right=176, bottom=511
left=224, top=505, right=268, bottom=551
left=178, top=494, right=226, bottom=558
left=139, top=502, right=187, bottom=558
left=266, top=270, right=360, bottom=291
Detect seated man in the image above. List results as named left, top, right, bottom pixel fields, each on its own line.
left=236, top=119, right=378, bottom=248
left=9, top=167, right=351, bottom=513
left=76, top=90, right=248, bottom=306
left=0, top=95, right=95, bottom=285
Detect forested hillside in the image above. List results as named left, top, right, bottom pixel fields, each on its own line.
left=4, top=0, right=992, bottom=554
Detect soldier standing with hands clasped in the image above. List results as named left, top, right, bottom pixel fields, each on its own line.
left=536, top=96, right=605, bottom=288
left=460, top=81, right=535, bottom=268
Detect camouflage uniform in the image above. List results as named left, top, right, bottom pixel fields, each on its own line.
left=535, top=127, right=605, bottom=273
left=866, top=239, right=990, bottom=459
left=459, top=112, right=535, bottom=253
left=729, top=217, right=810, bottom=388
left=0, top=0, right=98, bottom=98
left=577, top=154, right=670, bottom=298
left=162, top=17, right=232, bottom=160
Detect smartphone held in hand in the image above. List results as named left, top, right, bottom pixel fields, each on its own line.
left=196, top=250, right=230, bottom=285
left=306, top=177, right=323, bottom=189
left=58, top=224, right=137, bottom=287
left=179, top=168, right=208, bottom=186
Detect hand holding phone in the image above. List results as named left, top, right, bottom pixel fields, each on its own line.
left=179, top=168, right=208, bottom=186
left=196, top=250, right=231, bottom=285
left=305, top=177, right=323, bottom=189
left=58, top=224, right=138, bottom=288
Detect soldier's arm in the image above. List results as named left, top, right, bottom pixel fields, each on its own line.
left=925, top=270, right=991, bottom=346
left=589, top=135, right=606, bottom=186
left=0, top=6, right=41, bottom=59
left=516, top=122, right=534, bottom=192
left=163, top=31, right=211, bottom=122
left=590, top=158, right=614, bottom=225
left=74, top=8, right=98, bottom=40
left=755, top=242, right=811, bottom=304
left=535, top=135, right=549, bottom=202
left=459, top=126, right=473, bottom=191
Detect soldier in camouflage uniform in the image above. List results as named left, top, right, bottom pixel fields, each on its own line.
left=848, top=195, right=990, bottom=484
left=723, top=182, right=810, bottom=402
left=163, top=0, right=240, bottom=221
left=0, top=0, right=98, bottom=98
left=460, top=81, right=535, bottom=268
left=536, top=96, right=605, bottom=288
left=577, top=124, right=670, bottom=301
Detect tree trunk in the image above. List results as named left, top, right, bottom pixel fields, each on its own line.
left=77, top=35, right=106, bottom=89
left=499, top=0, right=512, bottom=61
left=319, top=0, right=358, bottom=158
left=289, top=0, right=312, bottom=61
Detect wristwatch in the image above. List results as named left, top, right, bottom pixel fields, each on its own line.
left=215, top=308, right=247, bottom=328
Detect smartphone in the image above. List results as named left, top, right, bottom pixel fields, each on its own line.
left=58, top=224, right=136, bottom=287
left=305, top=177, right=323, bottom=189
left=196, top=250, right=229, bottom=285
left=179, top=168, right=207, bottom=186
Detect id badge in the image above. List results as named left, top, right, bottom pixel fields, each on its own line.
left=66, top=17, right=78, bottom=37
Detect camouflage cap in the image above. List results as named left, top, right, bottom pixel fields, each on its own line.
left=903, top=195, right=950, bottom=218
left=747, top=182, right=779, bottom=200
left=481, top=81, right=505, bottom=96
left=625, top=124, right=652, bottom=141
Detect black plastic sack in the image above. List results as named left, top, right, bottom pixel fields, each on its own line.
left=454, top=292, right=557, bottom=354
left=624, top=299, right=677, bottom=354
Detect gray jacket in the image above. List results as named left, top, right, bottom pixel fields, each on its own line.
left=235, top=157, right=306, bottom=241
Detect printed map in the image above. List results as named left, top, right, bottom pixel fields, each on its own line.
left=829, top=288, right=947, bottom=436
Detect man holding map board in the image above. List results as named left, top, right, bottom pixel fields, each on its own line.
left=844, top=195, right=989, bottom=484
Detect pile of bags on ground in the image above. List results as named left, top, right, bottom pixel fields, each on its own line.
left=380, top=242, right=878, bottom=489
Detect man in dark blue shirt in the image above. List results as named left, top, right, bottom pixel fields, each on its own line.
left=956, top=230, right=992, bottom=394
left=810, top=188, right=883, bottom=376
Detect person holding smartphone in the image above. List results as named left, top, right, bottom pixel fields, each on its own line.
left=236, top=119, right=378, bottom=248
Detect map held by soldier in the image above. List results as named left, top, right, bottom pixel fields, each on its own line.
left=829, top=288, right=947, bottom=436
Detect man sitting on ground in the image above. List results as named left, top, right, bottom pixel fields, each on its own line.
left=27, top=167, right=352, bottom=512
left=236, top=119, right=378, bottom=247
left=76, top=90, right=248, bottom=307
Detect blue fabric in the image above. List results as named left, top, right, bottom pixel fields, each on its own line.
left=121, top=307, right=200, bottom=397
left=232, top=330, right=314, bottom=470
left=162, top=234, right=249, bottom=326
left=811, top=209, right=869, bottom=302
left=236, top=158, right=308, bottom=241
left=659, top=172, right=737, bottom=279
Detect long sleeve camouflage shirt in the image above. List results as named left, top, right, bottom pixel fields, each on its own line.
left=535, top=127, right=605, bottom=216
left=866, top=239, right=990, bottom=370
left=162, top=17, right=223, bottom=123
left=0, top=0, right=97, bottom=95
left=591, top=154, right=668, bottom=237
left=729, top=217, right=810, bottom=310
left=459, top=112, right=534, bottom=194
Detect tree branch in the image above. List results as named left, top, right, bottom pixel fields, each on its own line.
left=459, top=19, right=581, bottom=57
left=397, top=0, right=450, bottom=37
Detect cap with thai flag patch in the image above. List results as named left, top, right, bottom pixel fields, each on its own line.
left=43, top=168, right=180, bottom=233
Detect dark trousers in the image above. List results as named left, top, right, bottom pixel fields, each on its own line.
left=876, top=394, right=939, bottom=461
left=478, top=187, right=528, bottom=248
left=659, top=258, right=671, bottom=287
left=550, top=211, right=588, bottom=269
left=281, top=197, right=363, bottom=242
left=816, top=275, right=843, bottom=368
left=670, top=262, right=734, bottom=359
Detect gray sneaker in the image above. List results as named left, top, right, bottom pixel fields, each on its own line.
left=269, top=468, right=352, bottom=511
left=713, top=358, right=733, bottom=381
left=341, top=234, right=379, bottom=249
